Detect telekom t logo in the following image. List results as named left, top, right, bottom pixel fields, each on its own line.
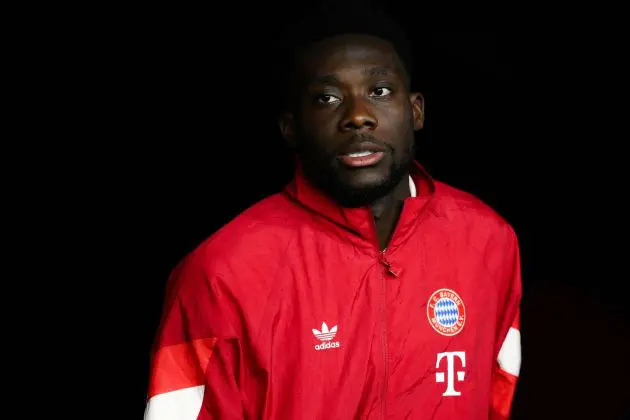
left=435, top=351, right=466, bottom=396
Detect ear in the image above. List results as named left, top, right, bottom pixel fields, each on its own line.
left=409, top=92, right=425, bottom=130
left=278, top=112, right=297, bottom=150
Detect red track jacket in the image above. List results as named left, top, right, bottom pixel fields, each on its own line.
left=145, top=162, right=522, bottom=419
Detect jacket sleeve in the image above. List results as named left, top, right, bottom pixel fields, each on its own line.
left=490, top=227, right=522, bottom=420
left=144, top=255, right=244, bottom=420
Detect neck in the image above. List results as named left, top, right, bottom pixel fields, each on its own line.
left=372, top=173, right=411, bottom=250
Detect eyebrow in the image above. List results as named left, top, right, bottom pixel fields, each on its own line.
left=309, top=66, right=397, bottom=86
left=364, top=66, right=394, bottom=77
left=311, top=74, right=340, bottom=85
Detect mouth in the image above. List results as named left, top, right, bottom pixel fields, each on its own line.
left=338, top=150, right=386, bottom=168
left=336, top=138, right=388, bottom=168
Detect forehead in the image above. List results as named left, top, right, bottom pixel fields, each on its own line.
left=296, top=34, right=405, bottom=82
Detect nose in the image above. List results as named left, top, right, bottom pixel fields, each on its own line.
left=339, top=96, right=377, bottom=132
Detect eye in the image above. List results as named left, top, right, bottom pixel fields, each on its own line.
left=317, top=94, right=341, bottom=104
left=370, top=87, right=392, bottom=97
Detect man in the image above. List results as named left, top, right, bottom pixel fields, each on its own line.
left=144, top=9, right=522, bottom=420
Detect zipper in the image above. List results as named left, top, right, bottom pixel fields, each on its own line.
left=371, top=210, right=402, bottom=419
left=379, top=250, right=389, bottom=419
left=378, top=249, right=400, bottom=419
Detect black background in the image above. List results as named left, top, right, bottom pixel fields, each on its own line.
left=87, top=9, right=628, bottom=419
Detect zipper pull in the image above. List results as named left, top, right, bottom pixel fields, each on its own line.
left=380, top=254, right=401, bottom=278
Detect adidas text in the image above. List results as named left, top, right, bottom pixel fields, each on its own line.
left=314, top=341, right=341, bottom=351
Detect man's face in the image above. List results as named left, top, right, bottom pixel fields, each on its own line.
left=280, top=34, right=424, bottom=207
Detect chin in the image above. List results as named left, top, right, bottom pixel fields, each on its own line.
left=302, top=156, right=409, bottom=207
left=325, top=171, right=397, bottom=208
left=339, top=167, right=390, bottom=189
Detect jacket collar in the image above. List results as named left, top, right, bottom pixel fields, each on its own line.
left=283, top=160, right=436, bottom=252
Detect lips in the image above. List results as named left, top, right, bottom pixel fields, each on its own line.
left=337, top=141, right=387, bottom=168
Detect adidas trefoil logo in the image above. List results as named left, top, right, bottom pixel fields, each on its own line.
left=312, top=322, right=341, bottom=351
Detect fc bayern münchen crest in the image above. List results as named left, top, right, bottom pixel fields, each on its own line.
left=427, top=288, right=466, bottom=336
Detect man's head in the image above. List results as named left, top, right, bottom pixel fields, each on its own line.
left=278, top=6, right=424, bottom=207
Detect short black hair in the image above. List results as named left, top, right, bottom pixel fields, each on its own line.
left=274, top=2, right=414, bottom=113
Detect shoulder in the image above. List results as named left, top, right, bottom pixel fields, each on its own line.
left=431, top=180, right=518, bottom=247
left=171, top=191, right=303, bottom=291
left=430, top=180, right=521, bottom=294
left=202, top=191, right=303, bottom=263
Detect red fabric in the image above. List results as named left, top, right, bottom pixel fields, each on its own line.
left=491, top=368, right=519, bottom=420
left=146, top=161, right=522, bottom=419
left=148, top=338, right=217, bottom=397
left=490, top=310, right=521, bottom=419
